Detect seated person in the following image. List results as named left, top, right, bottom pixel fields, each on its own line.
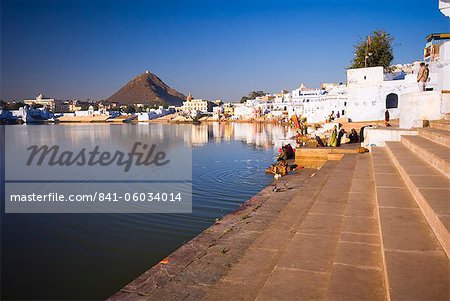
left=349, top=128, right=359, bottom=143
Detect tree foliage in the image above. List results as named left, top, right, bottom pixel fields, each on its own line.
left=1, top=101, right=25, bottom=110
left=350, top=30, right=394, bottom=71
left=123, top=105, right=136, bottom=114
left=240, top=91, right=266, bottom=103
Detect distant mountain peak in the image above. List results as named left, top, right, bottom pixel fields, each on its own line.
left=106, top=71, right=185, bottom=106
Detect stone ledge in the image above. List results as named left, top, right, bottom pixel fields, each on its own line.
left=385, top=142, right=450, bottom=258
left=107, top=164, right=334, bottom=300
left=418, top=127, right=450, bottom=147
left=401, top=135, right=450, bottom=179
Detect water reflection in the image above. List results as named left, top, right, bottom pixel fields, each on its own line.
left=33, top=122, right=296, bottom=151
left=191, top=122, right=296, bottom=149
left=2, top=122, right=295, bottom=301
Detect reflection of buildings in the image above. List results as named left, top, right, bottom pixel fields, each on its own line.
left=191, top=124, right=209, bottom=146
left=190, top=123, right=296, bottom=150
left=223, top=123, right=233, bottom=141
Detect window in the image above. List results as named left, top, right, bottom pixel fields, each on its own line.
left=386, top=93, right=399, bottom=109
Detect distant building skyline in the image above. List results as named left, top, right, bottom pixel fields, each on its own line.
left=1, top=0, right=448, bottom=102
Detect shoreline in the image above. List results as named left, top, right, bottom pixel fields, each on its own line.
left=12, top=116, right=394, bottom=128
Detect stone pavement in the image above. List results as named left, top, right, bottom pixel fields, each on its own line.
left=204, top=154, right=387, bottom=301
left=109, top=162, right=338, bottom=301
left=372, top=148, right=449, bottom=301
left=109, top=123, right=450, bottom=301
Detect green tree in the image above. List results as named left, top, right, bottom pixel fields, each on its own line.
left=124, top=105, right=136, bottom=114
left=350, top=30, right=394, bottom=71
left=240, top=91, right=266, bottom=103
left=240, top=96, right=248, bottom=103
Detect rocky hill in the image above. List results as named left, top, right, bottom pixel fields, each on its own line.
left=106, top=71, right=186, bottom=106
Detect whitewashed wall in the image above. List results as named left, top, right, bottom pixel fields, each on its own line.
left=399, top=91, right=446, bottom=128
left=346, top=67, right=418, bottom=122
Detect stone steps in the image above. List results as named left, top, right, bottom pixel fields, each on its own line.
left=205, top=150, right=449, bottom=301
left=400, top=135, right=450, bottom=179
left=203, top=154, right=390, bottom=301
left=418, top=127, right=450, bottom=147
left=296, top=157, right=328, bottom=169
left=430, top=119, right=450, bottom=131
left=114, top=143, right=449, bottom=300
left=324, top=155, right=386, bottom=301
left=207, top=157, right=357, bottom=301
left=384, top=142, right=450, bottom=258
left=372, top=147, right=449, bottom=301
left=109, top=164, right=332, bottom=301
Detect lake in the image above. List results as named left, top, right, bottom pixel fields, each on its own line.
left=1, top=122, right=296, bottom=300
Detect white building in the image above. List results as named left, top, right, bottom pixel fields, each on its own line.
left=288, top=84, right=348, bottom=123
left=137, top=106, right=173, bottom=121
left=182, top=98, right=215, bottom=113
left=230, top=22, right=449, bottom=125
left=24, top=94, right=68, bottom=112
left=212, top=106, right=224, bottom=119
left=347, top=32, right=450, bottom=124
left=425, top=33, right=450, bottom=92
left=439, top=0, right=450, bottom=17
left=272, top=90, right=304, bottom=118
left=232, top=103, right=256, bottom=119
left=345, top=66, right=420, bottom=122
left=62, top=105, right=112, bottom=117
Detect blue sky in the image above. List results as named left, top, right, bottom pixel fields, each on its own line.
left=1, top=0, right=449, bottom=102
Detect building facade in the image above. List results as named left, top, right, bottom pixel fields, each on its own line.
left=346, top=66, right=419, bottom=122
left=182, top=98, right=216, bottom=113
left=24, top=94, right=69, bottom=112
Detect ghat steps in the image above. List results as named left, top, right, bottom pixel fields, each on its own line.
left=383, top=119, right=450, bottom=258
left=109, top=120, right=449, bottom=301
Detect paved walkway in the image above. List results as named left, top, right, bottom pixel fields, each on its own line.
left=204, top=154, right=386, bottom=301
left=110, top=151, right=449, bottom=301
left=110, top=162, right=335, bottom=301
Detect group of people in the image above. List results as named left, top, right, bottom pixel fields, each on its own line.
left=326, top=111, right=341, bottom=123
left=320, top=125, right=359, bottom=147
left=266, top=143, right=296, bottom=177
left=277, top=144, right=295, bottom=161
left=327, top=125, right=344, bottom=147
left=298, top=120, right=308, bottom=136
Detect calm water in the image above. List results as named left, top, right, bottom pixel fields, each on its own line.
left=1, top=122, right=296, bottom=300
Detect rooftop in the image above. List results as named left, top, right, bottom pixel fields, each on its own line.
left=425, top=33, right=450, bottom=42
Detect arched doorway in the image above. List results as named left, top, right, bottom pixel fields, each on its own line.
left=386, top=93, right=398, bottom=109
